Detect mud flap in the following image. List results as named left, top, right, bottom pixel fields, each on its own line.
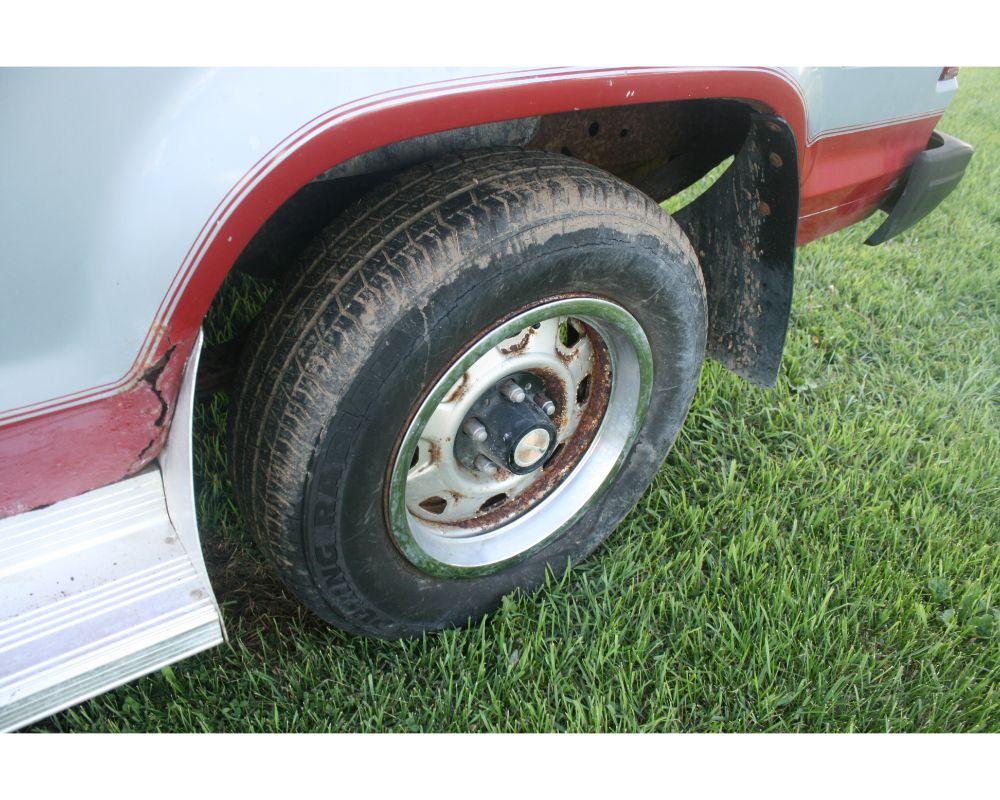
left=674, top=113, right=799, bottom=388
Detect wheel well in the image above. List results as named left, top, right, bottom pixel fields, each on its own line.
left=209, top=98, right=798, bottom=391
left=230, top=99, right=753, bottom=281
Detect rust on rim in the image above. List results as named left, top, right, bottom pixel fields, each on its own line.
left=384, top=295, right=652, bottom=576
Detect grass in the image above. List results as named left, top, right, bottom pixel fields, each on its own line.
left=36, top=69, right=999, bottom=732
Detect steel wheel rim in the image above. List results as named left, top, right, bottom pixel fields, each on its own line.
left=386, top=296, right=653, bottom=577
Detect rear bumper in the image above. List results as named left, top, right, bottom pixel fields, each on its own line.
left=866, top=130, right=974, bottom=245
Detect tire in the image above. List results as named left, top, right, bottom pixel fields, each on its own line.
left=229, top=149, right=706, bottom=638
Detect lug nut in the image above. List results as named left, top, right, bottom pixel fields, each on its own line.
left=534, top=394, right=556, bottom=416
left=462, top=417, right=488, bottom=442
left=499, top=379, right=526, bottom=403
left=474, top=455, right=499, bottom=475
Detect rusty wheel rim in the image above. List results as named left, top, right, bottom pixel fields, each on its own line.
left=386, top=297, right=652, bottom=577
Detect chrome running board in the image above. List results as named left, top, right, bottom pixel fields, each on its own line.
left=0, top=333, right=223, bottom=731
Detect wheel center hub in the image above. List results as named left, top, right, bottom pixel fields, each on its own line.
left=454, top=371, right=558, bottom=476
left=513, top=428, right=551, bottom=468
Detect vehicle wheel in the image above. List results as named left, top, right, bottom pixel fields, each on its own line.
left=229, top=149, right=706, bottom=638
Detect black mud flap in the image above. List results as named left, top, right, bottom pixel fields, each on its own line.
left=675, top=113, right=799, bottom=388
left=865, top=131, right=973, bottom=246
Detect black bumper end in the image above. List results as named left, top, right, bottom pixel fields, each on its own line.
left=865, top=130, right=974, bottom=246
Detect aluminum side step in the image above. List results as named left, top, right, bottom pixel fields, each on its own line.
left=0, top=333, right=223, bottom=731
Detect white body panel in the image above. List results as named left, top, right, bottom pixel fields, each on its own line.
left=0, top=67, right=954, bottom=422
left=782, top=67, right=955, bottom=141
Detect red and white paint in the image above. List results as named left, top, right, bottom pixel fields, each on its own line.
left=0, top=67, right=956, bottom=516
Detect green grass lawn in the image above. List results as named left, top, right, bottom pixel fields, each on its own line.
left=38, top=69, right=999, bottom=733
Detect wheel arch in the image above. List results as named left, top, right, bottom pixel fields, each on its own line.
left=0, top=67, right=805, bottom=519
left=175, top=69, right=807, bottom=380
